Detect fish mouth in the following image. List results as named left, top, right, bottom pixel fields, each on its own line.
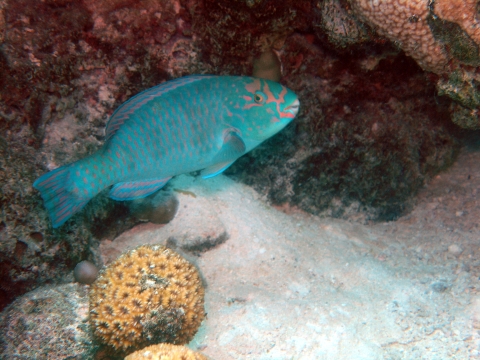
left=281, top=99, right=300, bottom=118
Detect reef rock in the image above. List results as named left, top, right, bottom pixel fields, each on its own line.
left=0, top=283, right=97, bottom=359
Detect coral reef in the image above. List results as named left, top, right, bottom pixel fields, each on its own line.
left=348, top=0, right=449, bottom=74
left=315, top=0, right=372, bottom=49
left=0, top=0, right=477, bottom=313
left=89, top=245, right=205, bottom=352
left=192, top=0, right=311, bottom=74
left=0, top=138, right=108, bottom=310
left=125, top=343, right=208, bottom=360
left=0, top=0, right=198, bottom=310
left=437, top=68, right=480, bottom=129
left=340, top=0, right=479, bottom=74
left=427, top=0, right=480, bottom=129
left=432, top=0, right=480, bottom=53
left=324, top=0, right=480, bottom=129
left=0, top=283, right=97, bottom=359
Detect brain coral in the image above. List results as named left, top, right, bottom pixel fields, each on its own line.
left=89, top=245, right=205, bottom=351
left=349, top=0, right=449, bottom=74
left=433, top=0, right=480, bottom=47
left=124, top=343, right=208, bottom=360
left=342, top=0, right=480, bottom=128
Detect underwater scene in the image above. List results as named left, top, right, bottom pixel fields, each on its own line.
left=0, top=0, right=479, bottom=359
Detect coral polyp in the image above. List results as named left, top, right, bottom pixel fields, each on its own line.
left=89, top=245, right=205, bottom=351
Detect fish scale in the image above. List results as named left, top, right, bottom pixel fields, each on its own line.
left=34, top=75, right=300, bottom=228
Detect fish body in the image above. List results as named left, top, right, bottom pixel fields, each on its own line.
left=34, top=75, right=300, bottom=228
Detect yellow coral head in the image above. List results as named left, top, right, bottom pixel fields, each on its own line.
left=89, top=245, right=205, bottom=352
left=125, top=343, right=209, bottom=360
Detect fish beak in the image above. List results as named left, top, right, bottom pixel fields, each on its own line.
left=282, top=98, right=300, bottom=119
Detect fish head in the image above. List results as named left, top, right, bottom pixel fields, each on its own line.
left=234, top=77, right=300, bottom=142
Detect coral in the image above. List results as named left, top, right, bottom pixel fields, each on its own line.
left=428, top=0, right=480, bottom=67
left=449, top=104, right=480, bottom=130
left=436, top=68, right=480, bottom=129
left=0, top=0, right=474, bottom=313
left=437, top=68, right=480, bottom=111
left=192, top=0, right=311, bottom=74
left=426, top=0, right=480, bottom=129
left=89, top=245, right=205, bottom=352
left=82, top=0, right=201, bottom=78
left=315, top=0, right=372, bottom=49
left=0, top=0, right=194, bottom=310
left=0, top=283, right=98, bottom=359
left=348, top=0, right=449, bottom=74
left=0, top=142, right=105, bottom=311
left=344, top=0, right=479, bottom=71
left=433, top=0, right=480, bottom=47
left=124, top=343, right=208, bottom=360
left=2, top=0, right=92, bottom=130
left=340, top=0, right=480, bottom=129
left=0, top=5, right=5, bottom=44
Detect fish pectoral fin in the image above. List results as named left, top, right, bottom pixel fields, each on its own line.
left=109, top=177, right=171, bottom=201
left=214, top=131, right=246, bottom=163
left=201, top=131, right=246, bottom=179
left=201, top=161, right=236, bottom=179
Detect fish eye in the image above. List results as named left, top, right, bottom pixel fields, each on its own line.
left=254, top=92, right=265, bottom=104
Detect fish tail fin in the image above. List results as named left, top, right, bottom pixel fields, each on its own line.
left=33, top=165, right=89, bottom=228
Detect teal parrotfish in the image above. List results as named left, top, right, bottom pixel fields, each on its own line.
left=34, top=75, right=300, bottom=228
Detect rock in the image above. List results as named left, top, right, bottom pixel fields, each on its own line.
left=128, top=191, right=179, bottom=224
left=0, top=283, right=97, bottom=359
left=74, top=260, right=99, bottom=284
left=448, top=244, right=463, bottom=256
left=100, top=175, right=229, bottom=264
left=431, top=281, right=449, bottom=293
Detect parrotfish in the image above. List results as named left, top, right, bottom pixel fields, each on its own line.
left=34, top=75, right=300, bottom=228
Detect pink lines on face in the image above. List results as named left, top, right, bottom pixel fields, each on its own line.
left=244, top=78, right=261, bottom=94
left=263, top=82, right=287, bottom=117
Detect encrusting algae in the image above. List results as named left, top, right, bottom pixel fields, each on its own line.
left=89, top=245, right=205, bottom=352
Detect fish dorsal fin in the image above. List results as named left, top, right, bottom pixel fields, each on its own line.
left=105, top=75, right=215, bottom=141
left=201, top=131, right=246, bottom=179
left=109, top=177, right=171, bottom=200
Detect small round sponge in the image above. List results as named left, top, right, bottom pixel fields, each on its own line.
left=74, top=260, right=99, bottom=285
left=125, top=343, right=208, bottom=360
left=89, top=245, right=205, bottom=351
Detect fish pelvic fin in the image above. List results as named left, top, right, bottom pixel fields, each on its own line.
left=33, top=165, right=89, bottom=228
left=109, top=177, right=171, bottom=200
left=201, top=161, right=236, bottom=179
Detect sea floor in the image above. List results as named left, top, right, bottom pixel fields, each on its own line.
left=99, top=148, right=480, bottom=359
